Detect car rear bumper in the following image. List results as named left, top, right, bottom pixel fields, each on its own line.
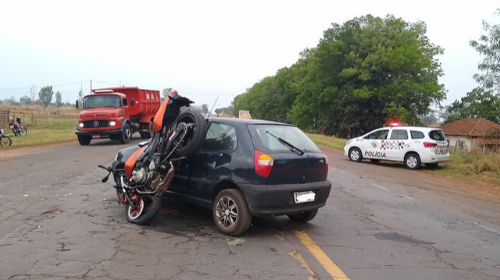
left=239, top=180, right=331, bottom=217
left=420, top=153, right=449, bottom=163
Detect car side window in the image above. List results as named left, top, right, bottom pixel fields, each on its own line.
left=390, top=129, right=408, bottom=140
left=364, top=129, right=389, bottom=140
left=200, top=123, right=237, bottom=152
left=410, top=130, right=425, bottom=139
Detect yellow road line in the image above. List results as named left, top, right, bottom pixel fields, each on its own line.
left=295, top=231, right=350, bottom=280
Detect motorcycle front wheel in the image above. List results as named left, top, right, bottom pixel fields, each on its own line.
left=125, top=195, right=162, bottom=225
left=20, top=127, right=27, bottom=136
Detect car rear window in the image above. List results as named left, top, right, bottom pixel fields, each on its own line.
left=429, top=130, right=446, bottom=141
left=248, top=124, right=321, bottom=153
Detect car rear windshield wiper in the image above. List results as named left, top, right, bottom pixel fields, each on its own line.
left=266, top=130, right=304, bottom=156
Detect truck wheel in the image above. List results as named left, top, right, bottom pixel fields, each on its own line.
left=78, top=136, right=91, bottom=145
left=147, top=121, right=154, bottom=138
left=173, top=111, right=207, bottom=157
left=119, top=123, right=131, bottom=144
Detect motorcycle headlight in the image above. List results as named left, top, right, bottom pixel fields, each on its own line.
left=79, top=123, right=84, bottom=128
left=109, top=121, right=116, bottom=126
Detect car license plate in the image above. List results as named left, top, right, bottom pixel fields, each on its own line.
left=92, top=134, right=101, bottom=139
left=294, top=191, right=315, bottom=204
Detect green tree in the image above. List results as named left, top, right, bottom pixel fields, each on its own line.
left=55, top=91, right=62, bottom=107
left=290, top=15, right=445, bottom=137
left=445, top=88, right=500, bottom=123
left=469, top=9, right=500, bottom=93
left=38, top=86, right=54, bottom=107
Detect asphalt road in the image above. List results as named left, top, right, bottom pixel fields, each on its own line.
left=0, top=137, right=499, bottom=280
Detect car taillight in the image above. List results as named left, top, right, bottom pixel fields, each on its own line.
left=423, top=142, right=438, bottom=148
left=254, top=150, right=273, bottom=177
left=324, top=154, right=329, bottom=174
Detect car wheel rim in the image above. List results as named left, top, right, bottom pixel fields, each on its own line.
left=350, top=150, right=359, bottom=161
left=216, top=197, right=238, bottom=229
left=407, top=156, right=417, bottom=168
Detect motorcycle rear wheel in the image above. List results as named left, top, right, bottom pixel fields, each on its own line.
left=172, top=110, right=207, bottom=157
left=20, top=127, right=27, bottom=136
left=125, top=195, right=162, bottom=225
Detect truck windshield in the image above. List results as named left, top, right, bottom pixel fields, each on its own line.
left=83, top=95, right=121, bottom=109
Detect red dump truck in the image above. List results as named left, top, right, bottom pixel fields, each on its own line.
left=75, top=87, right=161, bottom=145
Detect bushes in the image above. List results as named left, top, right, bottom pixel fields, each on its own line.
left=441, top=150, right=500, bottom=178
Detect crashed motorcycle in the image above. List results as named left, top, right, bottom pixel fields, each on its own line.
left=99, top=94, right=207, bottom=225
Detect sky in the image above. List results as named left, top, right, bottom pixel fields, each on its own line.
left=0, top=0, right=498, bottom=110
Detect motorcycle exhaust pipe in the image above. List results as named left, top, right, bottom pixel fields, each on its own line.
left=155, top=163, right=175, bottom=196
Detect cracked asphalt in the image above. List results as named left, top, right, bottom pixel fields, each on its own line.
left=0, top=139, right=499, bottom=279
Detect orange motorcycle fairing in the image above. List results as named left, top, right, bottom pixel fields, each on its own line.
left=124, top=146, right=147, bottom=179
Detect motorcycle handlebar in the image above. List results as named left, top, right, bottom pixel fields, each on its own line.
left=98, top=165, right=112, bottom=171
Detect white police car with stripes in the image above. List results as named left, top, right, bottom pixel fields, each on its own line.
left=344, top=124, right=449, bottom=169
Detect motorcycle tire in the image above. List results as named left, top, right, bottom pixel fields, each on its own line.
left=0, top=136, right=12, bottom=147
left=20, top=127, right=27, bottom=136
left=125, top=195, right=162, bottom=225
left=173, top=110, right=207, bottom=157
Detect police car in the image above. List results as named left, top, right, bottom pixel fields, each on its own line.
left=344, top=124, right=449, bottom=169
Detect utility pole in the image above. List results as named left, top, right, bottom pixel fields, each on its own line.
left=30, top=85, right=35, bottom=101
left=90, top=79, right=92, bottom=93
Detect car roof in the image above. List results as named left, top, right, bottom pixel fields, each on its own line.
left=206, top=117, right=292, bottom=126
left=378, top=126, right=443, bottom=131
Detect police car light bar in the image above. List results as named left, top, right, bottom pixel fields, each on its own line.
left=390, top=122, right=400, bottom=127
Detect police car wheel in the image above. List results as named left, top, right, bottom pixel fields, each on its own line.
left=348, top=147, right=362, bottom=162
left=405, top=153, right=421, bottom=170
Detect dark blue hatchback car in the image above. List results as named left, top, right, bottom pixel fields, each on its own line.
left=114, top=117, right=331, bottom=236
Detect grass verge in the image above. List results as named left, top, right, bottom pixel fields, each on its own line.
left=2, top=118, right=77, bottom=148
left=306, top=133, right=346, bottom=151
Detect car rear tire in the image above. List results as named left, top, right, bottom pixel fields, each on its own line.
left=348, top=147, right=363, bottom=162
left=213, top=189, right=252, bottom=236
left=287, top=209, right=318, bottom=223
left=78, top=136, right=91, bottom=145
left=405, top=153, right=421, bottom=170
